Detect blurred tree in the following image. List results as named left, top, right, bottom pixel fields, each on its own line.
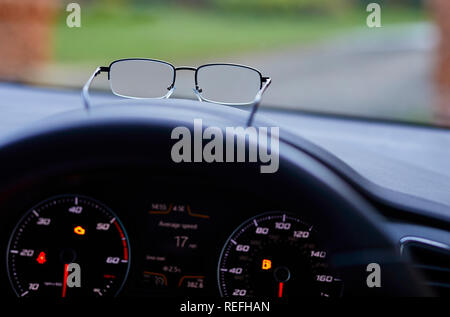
left=212, top=0, right=351, bottom=15
left=133, top=0, right=210, bottom=7
left=178, top=0, right=210, bottom=6
left=357, top=0, right=424, bottom=7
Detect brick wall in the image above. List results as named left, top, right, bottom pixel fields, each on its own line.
left=0, top=0, right=57, bottom=81
left=429, top=0, right=450, bottom=125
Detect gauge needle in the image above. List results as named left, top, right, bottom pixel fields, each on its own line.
left=278, top=282, right=284, bottom=298
left=62, top=263, right=69, bottom=298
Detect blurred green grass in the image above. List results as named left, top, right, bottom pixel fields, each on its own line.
left=54, top=4, right=427, bottom=65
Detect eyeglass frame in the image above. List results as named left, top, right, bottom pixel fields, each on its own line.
left=82, top=58, right=272, bottom=126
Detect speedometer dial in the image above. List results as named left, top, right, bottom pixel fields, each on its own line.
left=6, top=195, right=130, bottom=297
left=218, top=212, right=342, bottom=298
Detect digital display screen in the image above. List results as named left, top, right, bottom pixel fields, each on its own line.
left=142, top=202, right=212, bottom=294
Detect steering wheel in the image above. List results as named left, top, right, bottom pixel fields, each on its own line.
left=0, top=99, right=428, bottom=296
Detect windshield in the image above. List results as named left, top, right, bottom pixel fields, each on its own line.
left=1, top=0, right=449, bottom=127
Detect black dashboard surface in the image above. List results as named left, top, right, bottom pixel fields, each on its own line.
left=0, top=83, right=448, bottom=298
left=1, top=82, right=450, bottom=222
left=0, top=95, right=430, bottom=298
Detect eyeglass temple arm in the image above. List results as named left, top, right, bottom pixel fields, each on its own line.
left=247, top=77, right=271, bottom=127
left=82, top=66, right=109, bottom=110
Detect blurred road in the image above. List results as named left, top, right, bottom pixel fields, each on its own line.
left=31, top=22, right=437, bottom=123
left=230, top=22, right=438, bottom=123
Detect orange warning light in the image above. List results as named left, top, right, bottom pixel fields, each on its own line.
left=74, top=225, right=86, bottom=235
left=36, top=251, right=47, bottom=264
left=262, top=259, right=272, bottom=270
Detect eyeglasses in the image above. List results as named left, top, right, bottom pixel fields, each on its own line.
left=82, top=58, right=271, bottom=125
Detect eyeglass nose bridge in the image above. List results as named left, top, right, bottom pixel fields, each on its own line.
left=167, top=66, right=202, bottom=92
left=175, top=66, right=197, bottom=71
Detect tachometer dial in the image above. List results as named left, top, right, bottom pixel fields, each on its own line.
left=7, top=195, right=130, bottom=297
left=218, top=212, right=342, bottom=298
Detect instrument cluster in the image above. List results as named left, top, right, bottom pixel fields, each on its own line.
left=5, top=191, right=343, bottom=298
left=0, top=166, right=345, bottom=298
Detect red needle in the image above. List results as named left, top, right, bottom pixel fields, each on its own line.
left=278, top=282, right=284, bottom=298
left=62, top=263, right=69, bottom=298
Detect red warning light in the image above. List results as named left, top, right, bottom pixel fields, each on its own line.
left=262, top=259, right=272, bottom=270
left=36, top=251, right=47, bottom=264
left=74, top=225, right=86, bottom=235
left=103, top=274, right=116, bottom=279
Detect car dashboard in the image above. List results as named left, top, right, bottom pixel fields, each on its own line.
left=0, top=84, right=448, bottom=299
left=2, top=168, right=344, bottom=298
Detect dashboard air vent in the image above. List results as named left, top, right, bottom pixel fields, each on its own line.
left=400, top=237, right=450, bottom=297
